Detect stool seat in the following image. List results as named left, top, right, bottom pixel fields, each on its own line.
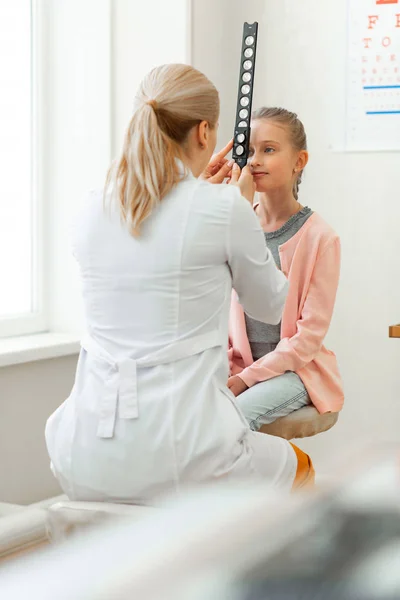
left=260, top=405, right=339, bottom=440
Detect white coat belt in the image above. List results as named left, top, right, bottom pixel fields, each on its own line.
left=81, top=331, right=222, bottom=439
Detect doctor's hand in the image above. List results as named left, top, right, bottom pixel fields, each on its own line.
left=227, top=375, right=249, bottom=397
left=200, top=139, right=234, bottom=184
left=228, top=164, right=256, bottom=205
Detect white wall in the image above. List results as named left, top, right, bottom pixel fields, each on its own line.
left=192, top=0, right=400, bottom=470
left=0, top=355, right=77, bottom=504
left=112, top=0, right=190, bottom=153
left=44, top=0, right=112, bottom=335
left=191, top=0, right=238, bottom=147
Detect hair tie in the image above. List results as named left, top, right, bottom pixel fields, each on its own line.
left=147, top=99, right=158, bottom=111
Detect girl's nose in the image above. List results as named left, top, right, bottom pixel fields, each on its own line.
left=249, top=153, right=262, bottom=169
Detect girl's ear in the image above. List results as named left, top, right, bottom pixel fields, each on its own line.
left=296, top=150, right=308, bottom=171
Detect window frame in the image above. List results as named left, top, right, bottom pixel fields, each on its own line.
left=0, top=0, right=47, bottom=339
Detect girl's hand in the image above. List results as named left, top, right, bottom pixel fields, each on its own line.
left=200, top=139, right=234, bottom=184
left=227, top=375, right=249, bottom=397
left=228, top=164, right=256, bottom=205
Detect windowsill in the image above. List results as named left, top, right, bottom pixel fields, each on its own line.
left=0, top=333, right=80, bottom=368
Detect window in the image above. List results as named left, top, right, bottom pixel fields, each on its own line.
left=0, top=1, right=45, bottom=337
left=0, top=0, right=190, bottom=343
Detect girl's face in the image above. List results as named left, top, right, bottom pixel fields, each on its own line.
left=248, top=119, right=308, bottom=195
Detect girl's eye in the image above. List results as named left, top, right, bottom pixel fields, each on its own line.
left=248, top=149, right=254, bottom=157
left=264, top=147, right=274, bottom=154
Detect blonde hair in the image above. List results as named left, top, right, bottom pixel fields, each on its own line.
left=106, top=64, right=219, bottom=236
left=252, top=107, right=307, bottom=200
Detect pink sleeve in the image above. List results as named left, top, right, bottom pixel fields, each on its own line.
left=227, top=336, right=247, bottom=376
left=238, top=238, right=341, bottom=387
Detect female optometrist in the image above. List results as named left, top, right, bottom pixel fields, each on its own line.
left=45, top=64, right=313, bottom=504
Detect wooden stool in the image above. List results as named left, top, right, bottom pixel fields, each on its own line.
left=260, top=405, right=339, bottom=440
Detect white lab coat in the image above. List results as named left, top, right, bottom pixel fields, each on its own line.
left=45, top=170, right=297, bottom=503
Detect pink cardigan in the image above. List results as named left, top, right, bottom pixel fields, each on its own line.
left=228, top=212, right=344, bottom=414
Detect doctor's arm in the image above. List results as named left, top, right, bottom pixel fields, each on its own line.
left=226, top=192, right=289, bottom=325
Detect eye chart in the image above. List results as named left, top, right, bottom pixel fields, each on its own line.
left=346, top=0, right=400, bottom=151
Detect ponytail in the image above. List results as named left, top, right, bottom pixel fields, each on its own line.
left=105, top=64, right=219, bottom=237
left=293, top=170, right=304, bottom=201
left=106, top=102, right=181, bottom=235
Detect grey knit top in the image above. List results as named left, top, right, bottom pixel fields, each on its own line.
left=245, top=207, right=313, bottom=361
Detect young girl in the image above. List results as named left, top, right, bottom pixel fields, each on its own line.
left=228, top=107, right=344, bottom=432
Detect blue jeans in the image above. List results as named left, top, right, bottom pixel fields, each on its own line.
left=237, top=372, right=311, bottom=432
